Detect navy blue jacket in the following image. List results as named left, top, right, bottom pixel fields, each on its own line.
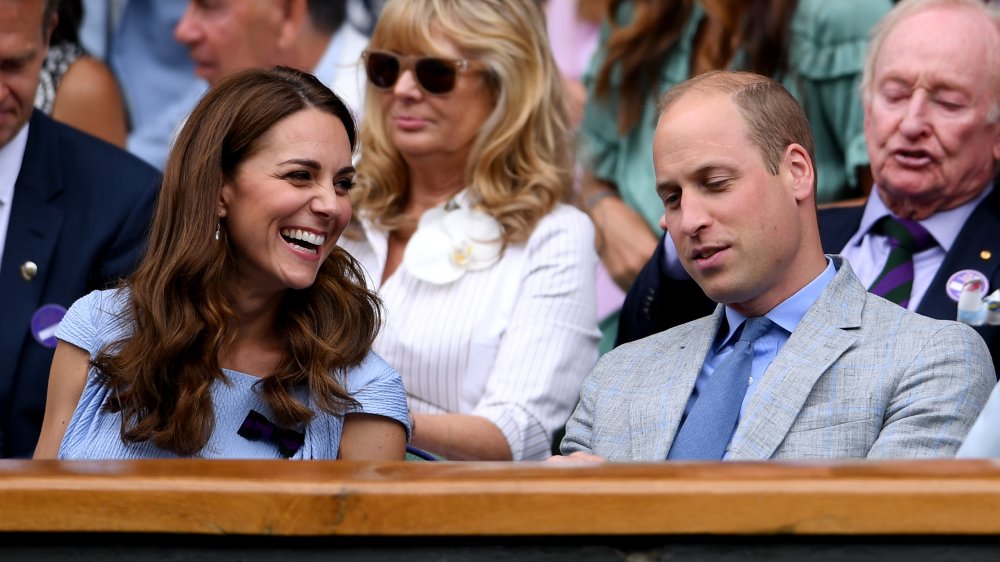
left=0, top=112, right=159, bottom=457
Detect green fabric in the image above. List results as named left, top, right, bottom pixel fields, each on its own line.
left=579, top=0, right=892, bottom=232
left=405, top=450, right=447, bottom=461
left=598, top=311, right=619, bottom=355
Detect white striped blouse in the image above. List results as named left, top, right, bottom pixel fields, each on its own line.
left=339, top=201, right=600, bottom=460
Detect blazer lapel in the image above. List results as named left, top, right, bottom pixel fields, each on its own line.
left=727, top=258, right=862, bottom=460
left=918, top=189, right=1000, bottom=320
left=629, top=308, right=724, bottom=460
left=0, top=114, right=65, bottom=402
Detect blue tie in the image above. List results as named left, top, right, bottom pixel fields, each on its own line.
left=667, top=316, right=772, bottom=460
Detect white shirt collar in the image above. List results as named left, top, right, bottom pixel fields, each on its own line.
left=312, top=26, right=348, bottom=83
left=0, top=122, right=30, bottom=208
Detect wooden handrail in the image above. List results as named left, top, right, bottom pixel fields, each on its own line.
left=2, top=459, right=999, bottom=536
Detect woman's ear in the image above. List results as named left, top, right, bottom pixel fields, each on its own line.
left=218, top=183, right=232, bottom=218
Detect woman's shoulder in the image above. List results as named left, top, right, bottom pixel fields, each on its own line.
left=789, top=0, right=891, bottom=79
left=792, top=0, right=891, bottom=44
left=50, top=51, right=129, bottom=147
left=56, top=288, right=131, bottom=355
left=343, top=351, right=402, bottom=392
left=530, top=203, right=595, bottom=242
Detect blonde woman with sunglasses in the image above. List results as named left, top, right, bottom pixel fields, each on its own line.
left=340, top=0, right=600, bottom=461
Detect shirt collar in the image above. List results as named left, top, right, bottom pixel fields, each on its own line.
left=0, top=123, right=30, bottom=208
left=718, top=257, right=837, bottom=349
left=851, top=184, right=992, bottom=253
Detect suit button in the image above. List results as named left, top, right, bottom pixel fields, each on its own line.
left=20, top=261, right=37, bottom=281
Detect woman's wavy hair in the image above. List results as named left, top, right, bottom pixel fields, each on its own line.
left=596, top=0, right=798, bottom=134
left=93, top=66, right=380, bottom=456
left=354, top=0, right=572, bottom=244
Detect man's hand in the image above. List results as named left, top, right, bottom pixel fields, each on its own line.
left=544, top=451, right=606, bottom=464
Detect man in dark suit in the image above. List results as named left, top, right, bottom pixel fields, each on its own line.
left=0, top=0, right=159, bottom=457
left=620, top=0, right=1000, bottom=371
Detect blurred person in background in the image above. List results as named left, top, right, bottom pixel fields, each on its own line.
left=340, top=0, right=600, bottom=461
left=34, top=0, right=127, bottom=147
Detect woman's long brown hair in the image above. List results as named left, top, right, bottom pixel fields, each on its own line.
left=594, top=0, right=798, bottom=134
left=93, top=67, right=380, bottom=456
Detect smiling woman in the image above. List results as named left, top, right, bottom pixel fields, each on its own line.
left=33, top=66, right=410, bottom=461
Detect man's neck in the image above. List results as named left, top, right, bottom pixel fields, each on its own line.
left=285, top=23, right=334, bottom=73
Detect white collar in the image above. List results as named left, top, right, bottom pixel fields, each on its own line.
left=312, top=25, right=350, bottom=81
left=0, top=123, right=30, bottom=208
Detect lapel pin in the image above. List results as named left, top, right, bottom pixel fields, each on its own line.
left=20, top=261, right=37, bottom=282
left=981, top=250, right=992, bottom=261
left=946, top=269, right=990, bottom=302
left=31, top=304, right=67, bottom=348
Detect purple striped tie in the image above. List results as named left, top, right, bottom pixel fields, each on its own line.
left=868, top=216, right=936, bottom=307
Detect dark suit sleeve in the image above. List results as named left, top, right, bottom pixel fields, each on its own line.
left=616, top=233, right=716, bottom=346
left=93, top=174, right=158, bottom=287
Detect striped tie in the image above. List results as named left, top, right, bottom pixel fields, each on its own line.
left=868, top=216, right=936, bottom=307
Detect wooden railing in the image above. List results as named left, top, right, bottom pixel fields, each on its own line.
left=2, top=459, right=1000, bottom=536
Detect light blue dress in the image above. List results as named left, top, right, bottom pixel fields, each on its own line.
left=55, top=289, right=410, bottom=460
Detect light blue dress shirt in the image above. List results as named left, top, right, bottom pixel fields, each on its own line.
left=682, top=258, right=837, bottom=421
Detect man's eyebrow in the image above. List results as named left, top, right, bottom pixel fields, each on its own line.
left=656, top=162, right=737, bottom=195
left=693, top=162, right=737, bottom=175
left=656, top=179, right=678, bottom=199
left=0, top=48, right=38, bottom=65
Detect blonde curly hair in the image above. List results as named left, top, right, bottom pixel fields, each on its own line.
left=353, top=0, right=573, bottom=244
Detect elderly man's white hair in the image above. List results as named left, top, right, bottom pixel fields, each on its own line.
left=861, top=0, right=1000, bottom=121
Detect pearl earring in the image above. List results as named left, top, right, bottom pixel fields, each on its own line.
left=214, top=220, right=221, bottom=241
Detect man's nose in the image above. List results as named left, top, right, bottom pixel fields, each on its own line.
left=675, top=193, right=712, bottom=238
left=899, top=92, right=930, bottom=139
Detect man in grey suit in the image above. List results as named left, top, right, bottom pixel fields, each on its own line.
left=558, top=70, right=995, bottom=462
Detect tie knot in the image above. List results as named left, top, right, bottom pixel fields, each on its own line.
left=738, top=316, right=772, bottom=344
left=874, top=216, right=936, bottom=254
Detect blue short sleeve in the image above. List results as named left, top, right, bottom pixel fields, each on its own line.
left=54, top=289, right=130, bottom=356
left=345, top=352, right=412, bottom=440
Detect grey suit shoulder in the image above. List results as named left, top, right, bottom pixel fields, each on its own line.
left=562, top=256, right=995, bottom=461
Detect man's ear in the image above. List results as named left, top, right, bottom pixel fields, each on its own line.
left=992, top=118, right=1000, bottom=163
left=783, top=143, right=815, bottom=203
left=45, top=13, right=57, bottom=46
left=277, top=0, right=309, bottom=51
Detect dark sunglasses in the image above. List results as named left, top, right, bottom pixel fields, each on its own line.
left=363, top=50, right=476, bottom=95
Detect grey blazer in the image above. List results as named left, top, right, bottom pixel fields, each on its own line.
left=562, top=256, right=996, bottom=461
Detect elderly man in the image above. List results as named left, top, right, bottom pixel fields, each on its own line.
left=620, top=0, right=1000, bottom=371
left=557, top=70, right=993, bottom=462
left=0, top=0, right=158, bottom=457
